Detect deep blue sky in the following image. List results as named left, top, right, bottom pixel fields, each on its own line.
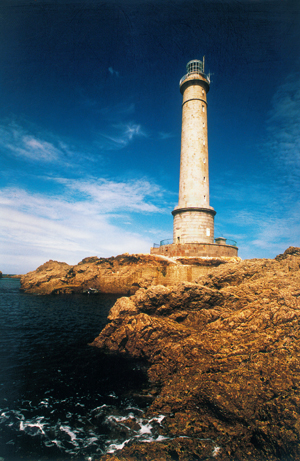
left=0, top=0, right=299, bottom=273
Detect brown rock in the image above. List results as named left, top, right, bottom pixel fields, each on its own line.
left=20, top=254, right=239, bottom=295
left=91, top=248, right=300, bottom=460
left=107, top=296, right=139, bottom=320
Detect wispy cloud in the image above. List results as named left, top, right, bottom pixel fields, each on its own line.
left=0, top=123, right=63, bottom=162
left=265, top=72, right=300, bottom=179
left=212, top=171, right=300, bottom=259
left=55, top=177, right=163, bottom=213
left=98, top=122, right=147, bottom=150
left=108, top=67, right=119, bottom=77
left=211, top=73, right=300, bottom=259
left=0, top=121, right=103, bottom=169
left=0, top=122, right=80, bottom=164
left=0, top=177, right=165, bottom=273
left=98, top=103, right=135, bottom=117
left=158, top=131, right=175, bottom=140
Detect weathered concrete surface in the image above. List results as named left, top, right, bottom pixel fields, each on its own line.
left=92, top=247, right=300, bottom=460
left=20, top=254, right=239, bottom=295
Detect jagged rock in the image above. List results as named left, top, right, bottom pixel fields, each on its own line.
left=91, top=248, right=300, bottom=460
left=20, top=254, right=239, bottom=295
left=275, top=246, right=300, bottom=261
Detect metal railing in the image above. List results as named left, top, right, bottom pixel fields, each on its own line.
left=160, top=238, right=173, bottom=246
left=152, top=237, right=237, bottom=247
left=214, top=238, right=237, bottom=247
left=225, top=239, right=237, bottom=247
left=179, top=71, right=210, bottom=87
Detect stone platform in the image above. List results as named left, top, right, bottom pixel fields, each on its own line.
left=150, top=242, right=238, bottom=258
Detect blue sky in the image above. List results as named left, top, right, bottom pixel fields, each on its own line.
left=0, top=0, right=299, bottom=273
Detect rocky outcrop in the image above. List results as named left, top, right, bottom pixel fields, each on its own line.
left=20, top=254, right=239, bottom=295
left=0, top=271, right=2, bottom=278
left=91, top=247, right=300, bottom=460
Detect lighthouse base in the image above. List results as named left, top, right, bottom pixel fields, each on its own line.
left=150, top=242, right=238, bottom=258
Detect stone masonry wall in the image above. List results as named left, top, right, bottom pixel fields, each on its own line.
left=150, top=243, right=238, bottom=258
left=173, top=210, right=214, bottom=244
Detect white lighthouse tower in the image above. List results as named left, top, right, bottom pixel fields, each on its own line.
left=172, top=58, right=216, bottom=244
left=150, top=58, right=238, bottom=258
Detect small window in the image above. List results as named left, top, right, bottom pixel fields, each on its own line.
left=203, top=139, right=205, bottom=145
left=177, top=236, right=180, bottom=243
left=202, top=89, right=204, bottom=95
left=203, top=176, right=206, bottom=182
left=203, top=122, right=205, bottom=127
left=202, top=105, right=205, bottom=112
left=203, top=158, right=206, bottom=163
left=204, top=195, right=206, bottom=201
left=206, top=228, right=210, bottom=236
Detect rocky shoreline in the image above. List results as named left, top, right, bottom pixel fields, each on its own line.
left=90, top=247, right=300, bottom=460
left=20, top=253, right=239, bottom=295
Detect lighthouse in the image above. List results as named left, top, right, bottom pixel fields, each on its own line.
left=172, top=58, right=216, bottom=244
left=151, top=58, right=238, bottom=258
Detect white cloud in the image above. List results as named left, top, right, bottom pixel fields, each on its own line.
left=108, top=67, right=120, bottom=77
left=98, top=102, right=135, bottom=117
left=158, top=131, right=175, bottom=140
left=0, top=122, right=101, bottom=168
left=265, top=72, right=300, bottom=178
left=211, top=171, right=300, bottom=260
left=211, top=73, right=300, bottom=259
left=56, top=177, right=163, bottom=213
left=0, top=123, right=63, bottom=162
left=0, top=178, right=165, bottom=273
left=98, top=122, right=147, bottom=150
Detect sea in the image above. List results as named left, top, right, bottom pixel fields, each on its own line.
left=0, top=278, right=164, bottom=461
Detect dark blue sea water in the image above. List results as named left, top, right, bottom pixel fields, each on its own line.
left=0, top=278, right=163, bottom=461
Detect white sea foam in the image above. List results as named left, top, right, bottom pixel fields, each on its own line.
left=94, top=404, right=108, bottom=410
left=2, top=401, right=197, bottom=458
left=86, top=436, right=98, bottom=444
left=143, top=435, right=171, bottom=443
left=19, top=417, right=46, bottom=435
left=212, top=446, right=221, bottom=456
left=59, top=425, right=78, bottom=443
left=0, top=411, right=9, bottom=422
left=44, top=438, right=63, bottom=449
left=125, top=405, right=143, bottom=413
left=39, top=399, right=49, bottom=407
left=106, top=438, right=132, bottom=453
left=104, top=414, right=167, bottom=452
left=155, top=435, right=170, bottom=442
left=106, top=413, right=135, bottom=424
